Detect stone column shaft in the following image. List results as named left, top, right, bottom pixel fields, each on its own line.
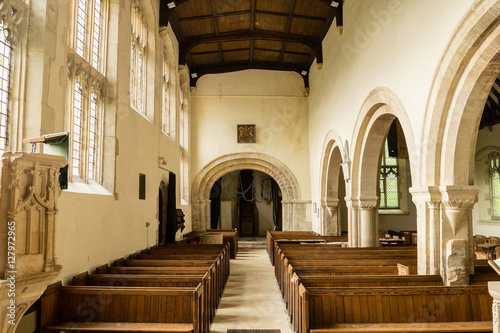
left=345, top=198, right=358, bottom=247
left=322, top=198, right=340, bottom=236
left=410, top=187, right=441, bottom=275
left=358, top=197, right=378, bottom=247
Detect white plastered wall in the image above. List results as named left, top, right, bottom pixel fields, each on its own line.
left=28, top=0, right=188, bottom=284
left=308, top=0, right=474, bottom=233
left=473, top=123, right=500, bottom=236
left=191, top=70, right=312, bottom=226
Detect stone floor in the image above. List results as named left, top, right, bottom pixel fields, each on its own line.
left=210, top=241, right=293, bottom=333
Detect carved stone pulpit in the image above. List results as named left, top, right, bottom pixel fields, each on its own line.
left=0, top=153, right=67, bottom=333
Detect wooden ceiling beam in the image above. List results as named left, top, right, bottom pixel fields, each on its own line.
left=191, top=47, right=311, bottom=57
left=180, top=30, right=323, bottom=65
left=209, top=0, right=224, bottom=65
left=178, top=10, right=251, bottom=23
left=257, top=10, right=327, bottom=22
left=175, top=9, right=327, bottom=23
left=160, top=0, right=339, bottom=27
left=159, top=0, right=191, bottom=27
left=280, top=0, right=298, bottom=63
left=189, top=61, right=309, bottom=87
left=250, top=0, right=255, bottom=62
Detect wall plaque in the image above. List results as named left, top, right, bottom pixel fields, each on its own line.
left=237, top=124, right=256, bottom=143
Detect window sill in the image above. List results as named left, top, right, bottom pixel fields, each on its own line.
left=378, top=209, right=409, bottom=215
left=64, top=181, right=113, bottom=196
left=162, top=130, right=176, bottom=142
left=477, top=219, right=500, bottom=225
left=131, top=105, right=154, bottom=124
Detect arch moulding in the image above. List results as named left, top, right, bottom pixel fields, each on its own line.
left=345, top=87, right=417, bottom=247
left=191, top=153, right=308, bottom=231
left=415, top=0, right=500, bottom=284
left=318, top=130, right=346, bottom=236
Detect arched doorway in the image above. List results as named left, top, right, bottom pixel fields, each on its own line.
left=209, top=170, right=282, bottom=236
left=158, top=173, right=177, bottom=244
left=191, top=153, right=302, bottom=231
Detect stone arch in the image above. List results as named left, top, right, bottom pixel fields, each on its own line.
left=191, top=153, right=303, bottom=231
left=421, top=0, right=500, bottom=186
left=349, top=87, right=417, bottom=246
left=319, top=130, right=346, bottom=235
left=416, top=0, right=500, bottom=283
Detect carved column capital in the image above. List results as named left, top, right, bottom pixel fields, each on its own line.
left=325, top=198, right=340, bottom=207
left=441, top=198, right=476, bottom=209
left=92, top=77, right=105, bottom=102
left=358, top=196, right=378, bottom=210
left=439, top=185, right=479, bottom=208
left=0, top=0, right=28, bottom=46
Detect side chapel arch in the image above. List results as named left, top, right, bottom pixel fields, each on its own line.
left=191, top=153, right=304, bottom=231
left=319, top=130, right=346, bottom=236
left=348, top=87, right=417, bottom=247
left=416, top=0, right=500, bottom=283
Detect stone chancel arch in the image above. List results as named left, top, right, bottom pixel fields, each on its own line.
left=191, top=153, right=307, bottom=231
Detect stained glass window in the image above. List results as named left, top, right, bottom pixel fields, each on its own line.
left=0, top=22, right=12, bottom=154
left=490, top=153, right=500, bottom=217
left=379, top=139, right=400, bottom=209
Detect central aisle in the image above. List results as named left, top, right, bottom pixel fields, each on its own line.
left=210, top=246, right=293, bottom=333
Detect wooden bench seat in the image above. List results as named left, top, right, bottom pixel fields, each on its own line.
left=309, top=322, right=492, bottom=333
left=43, top=322, right=194, bottom=332
left=299, top=285, right=493, bottom=333
left=72, top=272, right=215, bottom=332
left=41, top=283, right=203, bottom=333
left=286, top=274, right=444, bottom=332
left=75, top=273, right=204, bottom=287
left=184, top=230, right=239, bottom=259
left=119, top=259, right=215, bottom=267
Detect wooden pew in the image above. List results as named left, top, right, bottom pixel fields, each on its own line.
left=299, top=285, right=493, bottom=333
left=267, top=231, right=321, bottom=263
left=287, top=274, right=443, bottom=333
left=181, top=229, right=239, bottom=259
left=72, top=272, right=213, bottom=333
left=41, top=282, right=203, bottom=333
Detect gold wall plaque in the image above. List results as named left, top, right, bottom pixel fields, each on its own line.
left=237, top=124, right=256, bottom=143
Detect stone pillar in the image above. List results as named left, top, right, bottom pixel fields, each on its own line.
left=0, top=153, right=67, bottom=332
left=292, top=200, right=311, bottom=231
left=345, top=197, right=359, bottom=247
left=358, top=197, right=378, bottom=247
left=322, top=199, right=340, bottom=236
left=282, top=200, right=292, bottom=231
left=409, top=187, right=440, bottom=275
left=440, top=185, right=478, bottom=286
left=489, top=281, right=500, bottom=333
left=204, top=199, right=211, bottom=230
